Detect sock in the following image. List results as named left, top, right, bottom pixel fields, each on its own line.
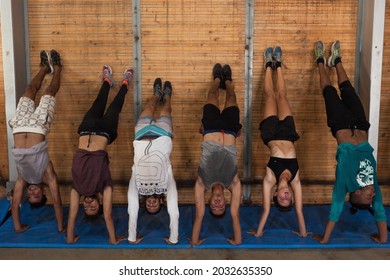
left=275, top=61, right=282, bottom=68
left=103, top=77, right=112, bottom=86
left=316, top=57, right=325, bottom=64
left=122, top=80, right=129, bottom=87
left=120, top=84, right=128, bottom=92
left=334, top=57, right=341, bottom=66
left=265, top=61, right=273, bottom=69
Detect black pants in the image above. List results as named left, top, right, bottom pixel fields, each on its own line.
left=323, top=80, right=370, bottom=137
left=78, top=81, right=128, bottom=144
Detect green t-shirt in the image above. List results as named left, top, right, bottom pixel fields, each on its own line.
left=329, top=142, right=386, bottom=222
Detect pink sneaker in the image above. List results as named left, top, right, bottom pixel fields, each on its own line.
left=122, top=67, right=134, bottom=86
left=102, top=64, right=114, bottom=87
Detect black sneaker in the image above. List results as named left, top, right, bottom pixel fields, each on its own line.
left=213, top=63, right=224, bottom=89
left=50, top=49, right=62, bottom=69
left=154, top=78, right=163, bottom=102
left=222, top=64, right=232, bottom=83
left=163, top=81, right=172, bottom=99
left=40, top=50, right=53, bottom=74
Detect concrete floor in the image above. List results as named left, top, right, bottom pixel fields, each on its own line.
left=1, top=248, right=390, bottom=260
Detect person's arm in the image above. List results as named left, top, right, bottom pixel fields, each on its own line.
left=11, top=177, right=29, bottom=233
left=227, top=174, right=242, bottom=245
left=372, top=221, right=388, bottom=244
left=127, top=174, right=142, bottom=244
left=42, top=161, right=64, bottom=232
left=312, top=167, right=346, bottom=244
left=371, top=180, right=387, bottom=243
left=312, top=221, right=335, bottom=244
left=291, top=172, right=309, bottom=237
left=190, top=177, right=206, bottom=246
left=248, top=168, right=275, bottom=237
left=165, top=169, right=179, bottom=244
left=66, top=188, right=80, bottom=243
left=102, top=186, right=125, bottom=245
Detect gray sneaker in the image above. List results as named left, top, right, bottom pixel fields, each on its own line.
left=328, top=40, right=341, bottom=67
left=314, top=41, right=325, bottom=63
left=264, top=47, right=273, bottom=69
left=273, top=46, right=282, bottom=64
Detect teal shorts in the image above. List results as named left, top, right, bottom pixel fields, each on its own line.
left=135, top=116, right=173, bottom=140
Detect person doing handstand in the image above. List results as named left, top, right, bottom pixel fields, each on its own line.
left=249, top=46, right=308, bottom=238
left=9, top=50, right=64, bottom=233
left=190, top=63, right=242, bottom=246
left=67, top=65, right=133, bottom=245
left=312, top=40, right=387, bottom=244
left=127, top=78, right=179, bottom=245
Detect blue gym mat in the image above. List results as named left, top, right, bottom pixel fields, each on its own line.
left=0, top=198, right=389, bottom=248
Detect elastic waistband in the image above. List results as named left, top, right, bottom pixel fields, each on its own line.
left=203, top=129, right=237, bottom=137
left=79, top=131, right=111, bottom=142
left=13, top=127, right=46, bottom=136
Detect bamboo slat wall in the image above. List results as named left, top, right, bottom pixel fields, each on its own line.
left=0, top=0, right=390, bottom=205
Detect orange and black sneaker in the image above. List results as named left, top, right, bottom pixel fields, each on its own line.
left=102, top=64, right=114, bottom=87
left=122, top=67, right=134, bottom=87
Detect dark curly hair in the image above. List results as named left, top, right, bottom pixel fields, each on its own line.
left=349, top=194, right=372, bottom=215
left=29, top=194, right=48, bottom=209
left=141, top=194, right=165, bottom=215
left=83, top=203, right=104, bottom=224
left=273, top=195, right=293, bottom=212
left=209, top=207, right=226, bottom=218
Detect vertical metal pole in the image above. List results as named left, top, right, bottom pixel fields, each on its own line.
left=243, top=0, right=254, bottom=204
left=132, top=0, right=142, bottom=122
